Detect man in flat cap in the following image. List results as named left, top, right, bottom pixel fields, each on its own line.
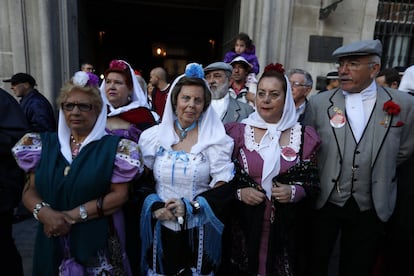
left=3, top=73, right=56, bottom=132
left=204, top=61, right=254, bottom=123
left=303, top=39, right=414, bottom=275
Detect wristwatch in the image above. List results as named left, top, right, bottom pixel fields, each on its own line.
left=79, top=205, right=88, bottom=221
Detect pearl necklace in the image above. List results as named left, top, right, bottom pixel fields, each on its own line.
left=70, top=135, right=82, bottom=157
left=175, top=120, right=197, bottom=141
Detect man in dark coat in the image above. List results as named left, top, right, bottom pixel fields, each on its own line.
left=3, top=72, right=56, bottom=132
left=0, top=88, right=29, bottom=275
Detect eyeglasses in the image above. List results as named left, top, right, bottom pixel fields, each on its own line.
left=335, top=61, right=376, bottom=70
left=61, top=102, right=93, bottom=112
left=290, top=81, right=308, bottom=88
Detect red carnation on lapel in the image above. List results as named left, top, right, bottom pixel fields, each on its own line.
left=383, top=100, right=401, bottom=116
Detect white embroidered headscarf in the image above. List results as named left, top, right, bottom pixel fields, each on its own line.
left=158, top=63, right=229, bottom=154
left=242, top=74, right=297, bottom=198
left=99, top=59, right=150, bottom=117
left=58, top=71, right=108, bottom=164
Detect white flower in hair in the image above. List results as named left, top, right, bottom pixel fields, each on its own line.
left=73, top=71, right=89, bottom=86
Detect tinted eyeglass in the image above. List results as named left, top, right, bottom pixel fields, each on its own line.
left=61, top=102, right=93, bottom=112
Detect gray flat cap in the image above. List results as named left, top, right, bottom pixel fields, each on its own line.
left=332, top=39, right=382, bottom=58
left=204, top=62, right=233, bottom=73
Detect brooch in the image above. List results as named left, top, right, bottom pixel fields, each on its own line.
left=330, top=107, right=346, bottom=128
left=281, top=146, right=297, bottom=161
left=64, top=166, right=70, bottom=176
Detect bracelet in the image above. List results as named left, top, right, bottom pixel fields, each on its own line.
left=191, top=200, right=200, bottom=214
left=290, top=185, right=297, bottom=202
left=96, top=196, right=105, bottom=217
left=236, top=188, right=242, bottom=201
left=33, top=201, right=50, bottom=220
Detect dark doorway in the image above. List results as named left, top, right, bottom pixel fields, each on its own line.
left=78, top=0, right=228, bottom=81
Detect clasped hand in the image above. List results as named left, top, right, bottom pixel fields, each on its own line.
left=240, top=182, right=292, bottom=205
left=271, top=182, right=292, bottom=203
left=41, top=208, right=75, bottom=238
left=240, top=187, right=266, bottom=205
left=152, top=198, right=185, bottom=222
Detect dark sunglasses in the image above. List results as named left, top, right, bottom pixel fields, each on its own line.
left=61, top=102, right=93, bottom=112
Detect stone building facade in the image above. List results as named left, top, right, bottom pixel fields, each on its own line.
left=2, top=0, right=411, bottom=104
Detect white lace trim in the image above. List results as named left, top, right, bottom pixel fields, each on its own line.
left=244, top=123, right=302, bottom=153
left=244, top=125, right=261, bottom=151
left=116, top=138, right=143, bottom=167
left=280, top=123, right=302, bottom=153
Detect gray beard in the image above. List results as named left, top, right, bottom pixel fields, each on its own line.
left=211, top=82, right=229, bottom=99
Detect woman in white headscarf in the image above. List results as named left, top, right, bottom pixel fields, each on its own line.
left=12, top=71, right=144, bottom=275
left=224, top=63, right=321, bottom=276
left=139, top=63, right=235, bottom=276
left=100, top=59, right=160, bottom=275
left=100, top=59, right=158, bottom=142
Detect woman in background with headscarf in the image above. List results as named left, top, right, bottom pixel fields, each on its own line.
left=100, top=59, right=158, bottom=141
left=100, top=59, right=159, bottom=275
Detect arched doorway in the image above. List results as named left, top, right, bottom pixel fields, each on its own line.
left=78, top=0, right=236, bottom=81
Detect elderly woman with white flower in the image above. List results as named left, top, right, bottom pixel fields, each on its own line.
left=139, top=63, right=235, bottom=276
left=12, top=71, right=144, bottom=275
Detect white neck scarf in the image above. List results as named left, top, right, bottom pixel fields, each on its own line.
left=241, top=76, right=297, bottom=199
left=344, top=92, right=364, bottom=142
left=343, top=81, right=377, bottom=142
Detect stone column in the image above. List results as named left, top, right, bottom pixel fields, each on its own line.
left=239, top=0, right=293, bottom=74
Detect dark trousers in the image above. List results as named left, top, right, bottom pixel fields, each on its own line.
left=0, top=210, right=24, bottom=276
left=307, top=197, right=384, bottom=276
